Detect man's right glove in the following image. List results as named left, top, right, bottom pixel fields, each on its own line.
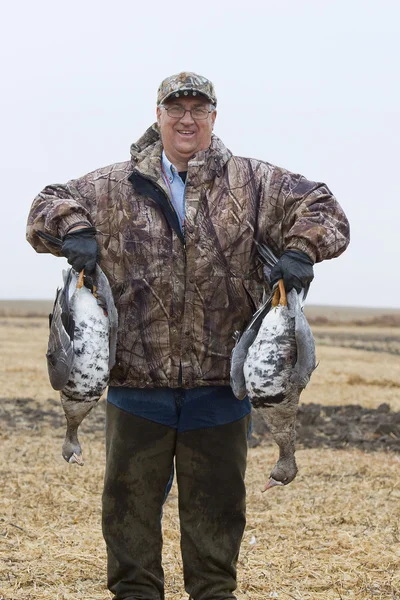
left=270, top=249, right=314, bottom=293
left=61, top=227, right=98, bottom=274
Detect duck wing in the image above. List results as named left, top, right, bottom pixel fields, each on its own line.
left=46, top=269, right=75, bottom=390
left=290, top=289, right=317, bottom=388
left=94, top=265, right=118, bottom=369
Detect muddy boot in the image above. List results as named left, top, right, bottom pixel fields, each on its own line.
left=176, top=414, right=250, bottom=600
left=102, top=402, right=177, bottom=600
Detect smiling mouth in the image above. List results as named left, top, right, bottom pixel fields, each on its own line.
left=177, top=130, right=195, bottom=137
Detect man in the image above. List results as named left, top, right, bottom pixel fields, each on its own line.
left=27, top=72, right=350, bottom=600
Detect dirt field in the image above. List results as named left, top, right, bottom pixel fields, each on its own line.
left=1, top=308, right=400, bottom=600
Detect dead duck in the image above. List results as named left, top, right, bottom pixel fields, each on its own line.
left=231, top=244, right=316, bottom=491
left=46, top=266, right=118, bottom=465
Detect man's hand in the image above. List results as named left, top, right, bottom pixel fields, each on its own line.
left=61, top=227, right=98, bottom=274
left=270, top=250, right=314, bottom=293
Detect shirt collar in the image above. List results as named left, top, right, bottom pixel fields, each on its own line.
left=161, top=150, right=177, bottom=182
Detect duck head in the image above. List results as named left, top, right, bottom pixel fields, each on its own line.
left=62, top=438, right=84, bottom=466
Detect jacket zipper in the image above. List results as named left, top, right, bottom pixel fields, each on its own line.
left=150, top=177, right=187, bottom=386
left=151, top=179, right=185, bottom=245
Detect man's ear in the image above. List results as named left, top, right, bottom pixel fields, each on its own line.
left=156, top=106, right=162, bottom=127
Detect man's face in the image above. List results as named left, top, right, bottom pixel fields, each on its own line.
left=156, top=95, right=217, bottom=163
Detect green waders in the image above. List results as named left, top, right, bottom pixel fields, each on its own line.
left=102, top=402, right=250, bottom=600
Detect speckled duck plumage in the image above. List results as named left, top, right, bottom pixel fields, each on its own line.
left=230, top=244, right=316, bottom=490
left=46, top=266, right=118, bottom=465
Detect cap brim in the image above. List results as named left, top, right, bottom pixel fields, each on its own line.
left=159, top=88, right=215, bottom=105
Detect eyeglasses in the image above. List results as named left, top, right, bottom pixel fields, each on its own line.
left=161, top=105, right=214, bottom=120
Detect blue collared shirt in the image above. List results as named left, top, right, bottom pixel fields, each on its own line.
left=161, top=151, right=186, bottom=231
left=107, top=386, right=252, bottom=432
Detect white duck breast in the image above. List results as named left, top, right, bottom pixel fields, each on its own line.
left=47, top=266, right=118, bottom=466
left=62, top=276, right=110, bottom=400
left=243, top=303, right=296, bottom=406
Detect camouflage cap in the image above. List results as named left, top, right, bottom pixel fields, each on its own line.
left=157, top=72, right=217, bottom=106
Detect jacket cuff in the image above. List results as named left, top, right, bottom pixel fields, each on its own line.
left=285, top=239, right=317, bottom=263
left=58, top=215, right=93, bottom=238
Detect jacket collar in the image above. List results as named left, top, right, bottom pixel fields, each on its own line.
left=129, top=123, right=232, bottom=187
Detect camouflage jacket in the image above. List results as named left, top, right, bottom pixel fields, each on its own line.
left=26, top=125, right=350, bottom=388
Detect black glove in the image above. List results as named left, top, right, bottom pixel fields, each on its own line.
left=61, top=227, right=98, bottom=274
left=270, top=250, right=314, bottom=293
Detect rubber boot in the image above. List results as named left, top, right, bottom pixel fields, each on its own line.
left=176, top=414, right=250, bottom=600
left=102, top=402, right=177, bottom=600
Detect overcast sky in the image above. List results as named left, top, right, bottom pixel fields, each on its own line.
left=1, top=0, right=399, bottom=307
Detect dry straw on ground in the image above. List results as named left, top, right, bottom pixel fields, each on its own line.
left=1, top=313, right=400, bottom=600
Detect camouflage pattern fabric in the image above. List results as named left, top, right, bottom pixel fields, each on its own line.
left=26, top=125, right=350, bottom=389
left=157, top=71, right=217, bottom=106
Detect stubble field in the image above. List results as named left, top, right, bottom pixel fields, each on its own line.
left=1, top=304, right=400, bottom=600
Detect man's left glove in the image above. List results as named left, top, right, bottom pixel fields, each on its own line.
left=61, top=226, right=98, bottom=274
left=270, top=249, right=314, bottom=293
